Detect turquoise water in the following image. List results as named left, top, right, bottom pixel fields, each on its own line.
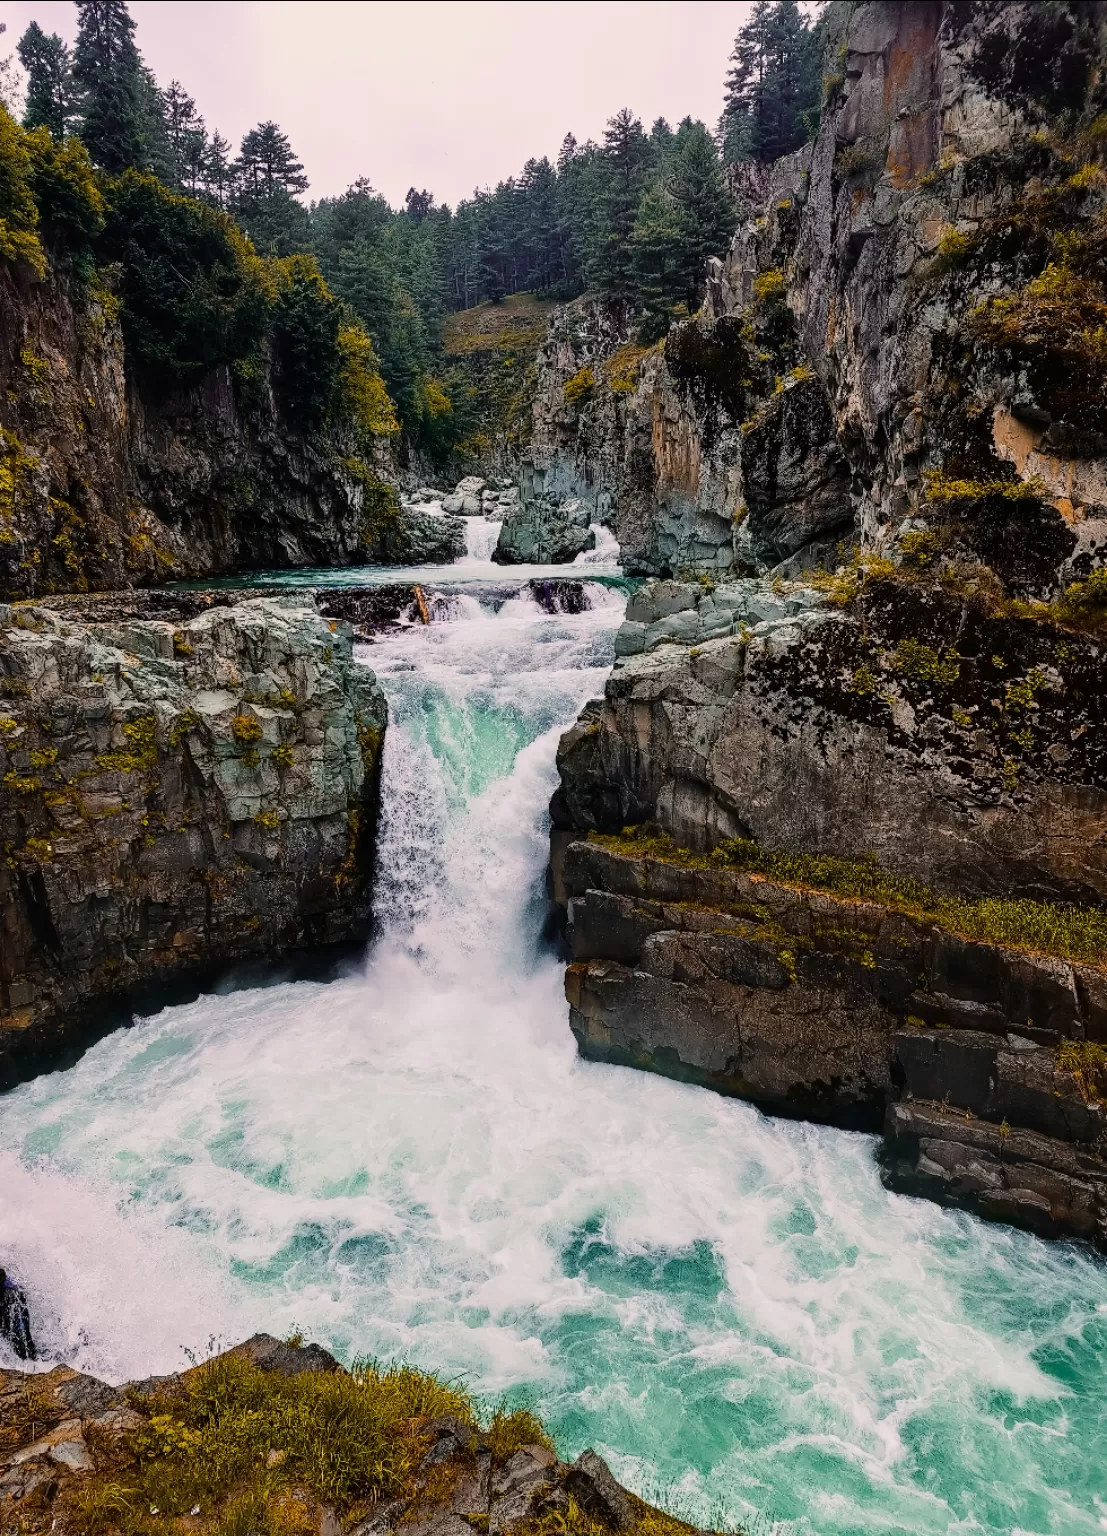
left=1, top=587, right=1105, bottom=1535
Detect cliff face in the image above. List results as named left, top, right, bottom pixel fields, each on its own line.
left=523, top=0, right=1107, bottom=591
left=550, top=0, right=1107, bottom=1246
left=0, top=596, right=386, bottom=1087
left=0, top=263, right=402, bottom=600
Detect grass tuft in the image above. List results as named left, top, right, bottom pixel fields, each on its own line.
left=598, top=829, right=1107, bottom=971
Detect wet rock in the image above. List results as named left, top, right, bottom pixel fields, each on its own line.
left=494, top=495, right=596, bottom=565
left=553, top=836, right=1107, bottom=1242
left=0, top=599, right=387, bottom=1087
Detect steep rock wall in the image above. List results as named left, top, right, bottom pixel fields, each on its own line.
left=549, top=1, right=1107, bottom=1244
left=522, top=0, right=1107, bottom=591
left=0, top=596, right=386, bottom=1086
left=0, top=263, right=400, bottom=600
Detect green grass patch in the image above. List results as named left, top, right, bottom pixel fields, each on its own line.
left=596, top=829, right=1107, bottom=971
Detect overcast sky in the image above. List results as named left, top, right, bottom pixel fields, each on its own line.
left=2, top=2, right=755, bottom=207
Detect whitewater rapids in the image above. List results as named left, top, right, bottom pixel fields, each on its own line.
left=1, top=584, right=1104, bottom=1535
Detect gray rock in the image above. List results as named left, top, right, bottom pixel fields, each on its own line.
left=0, top=600, right=388, bottom=1088
left=564, top=1451, right=634, bottom=1531
left=233, top=1332, right=341, bottom=1377
left=494, top=496, right=595, bottom=565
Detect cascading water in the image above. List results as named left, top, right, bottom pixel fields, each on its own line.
left=462, top=515, right=504, bottom=562
left=1, top=583, right=1105, bottom=1536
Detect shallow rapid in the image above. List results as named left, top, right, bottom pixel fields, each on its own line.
left=1, top=584, right=1105, bottom=1536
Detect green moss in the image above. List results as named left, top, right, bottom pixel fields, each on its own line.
left=563, top=366, right=595, bottom=405
left=169, top=709, right=200, bottom=747
left=597, top=829, right=1107, bottom=971
left=96, top=714, right=157, bottom=773
left=890, top=639, right=961, bottom=686
left=923, top=469, right=1046, bottom=503
left=231, top=713, right=263, bottom=745
left=3, top=770, right=40, bottom=793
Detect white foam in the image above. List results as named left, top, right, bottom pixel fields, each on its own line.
left=574, top=523, right=621, bottom=566
left=1, top=597, right=1104, bottom=1535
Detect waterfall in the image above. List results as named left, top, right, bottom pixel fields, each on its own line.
left=0, top=583, right=1103, bottom=1536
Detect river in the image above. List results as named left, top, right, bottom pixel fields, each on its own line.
left=1, top=575, right=1105, bottom=1535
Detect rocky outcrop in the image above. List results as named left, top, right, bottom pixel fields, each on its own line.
left=546, top=2, right=1107, bottom=1248
left=0, top=263, right=402, bottom=600
left=556, top=834, right=1107, bottom=1245
left=0, top=1334, right=694, bottom=1536
left=523, top=1, right=1107, bottom=593
left=551, top=570, right=1107, bottom=1243
left=495, top=495, right=595, bottom=564
left=0, top=597, right=386, bottom=1088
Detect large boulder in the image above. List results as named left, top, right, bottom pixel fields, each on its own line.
left=0, top=597, right=387, bottom=1086
left=493, top=496, right=595, bottom=565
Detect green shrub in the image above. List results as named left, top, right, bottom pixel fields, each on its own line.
left=269, top=254, right=341, bottom=427
left=0, top=106, right=45, bottom=276
left=563, top=365, right=595, bottom=405
left=100, top=171, right=270, bottom=387
left=337, top=322, right=398, bottom=439
left=25, top=130, right=104, bottom=268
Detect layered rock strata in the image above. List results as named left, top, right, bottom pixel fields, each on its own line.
left=0, top=597, right=386, bottom=1087
left=551, top=571, right=1107, bottom=1244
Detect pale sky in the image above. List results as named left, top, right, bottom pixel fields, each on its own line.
left=1, top=1, right=755, bottom=208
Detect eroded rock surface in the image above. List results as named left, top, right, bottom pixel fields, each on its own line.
left=0, top=598, right=386, bottom=1086
left=0, top=1338, right=686, bottom=1536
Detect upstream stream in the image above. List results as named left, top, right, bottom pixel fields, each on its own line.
left=1, top=572, right=1106, bottom=1535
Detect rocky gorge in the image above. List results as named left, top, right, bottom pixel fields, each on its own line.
left=544, top=0, right=1107, bottom=1248
left=2, top=2, right=1107, bottom=1531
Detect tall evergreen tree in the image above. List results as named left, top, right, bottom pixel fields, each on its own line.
left=201, top=131, right=234, bottom=208
left=72, top=0, right=146, bottom=172
left=669, top=119, right=736, bottom=301
left=719, top=0, right=823, bottom=165
left=18, top=22, right=75, bottom=139
left=235, top=121, right=308, bottom=199
left=162, top=80, right=204, bottom=186
left=591, top=108, right=650, bottom=300
left=233, top=121, right=310, bottom=254
left=630, top=187, right=687, bottom=339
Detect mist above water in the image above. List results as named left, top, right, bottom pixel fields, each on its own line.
left=1, top=584, right=1104, bottom=1536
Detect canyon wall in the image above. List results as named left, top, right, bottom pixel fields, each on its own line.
left=550, top=0, right=1107, bottom=1246
left=0, top=262, right=410, bottom=600
left=0, top=595, right=386, bottom=1088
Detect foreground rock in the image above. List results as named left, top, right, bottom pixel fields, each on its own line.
left=0, top=1335, right=700, bottom=1536
left=0, top=598, right=386, bottom=1087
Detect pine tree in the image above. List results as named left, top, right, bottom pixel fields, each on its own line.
left=669, top=120, right=736, bottom=302
left=162, top=80, right=203, bottom=186
left=630, top=187, right=687, bottom=339
left=18, top=22, right=75, bottom=139
left=719, top=0, right=823, bottom=165
left=405, top=188, right=434, bottom=221
left=235, top=121, right=308, bottom=199
left=233, top=121, right=310, bottom=255
left=72, top=0, right=146, bottom=172
left=591, top=108, right=650, bottom=301
left=201, top=132, right=234, bottom=208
